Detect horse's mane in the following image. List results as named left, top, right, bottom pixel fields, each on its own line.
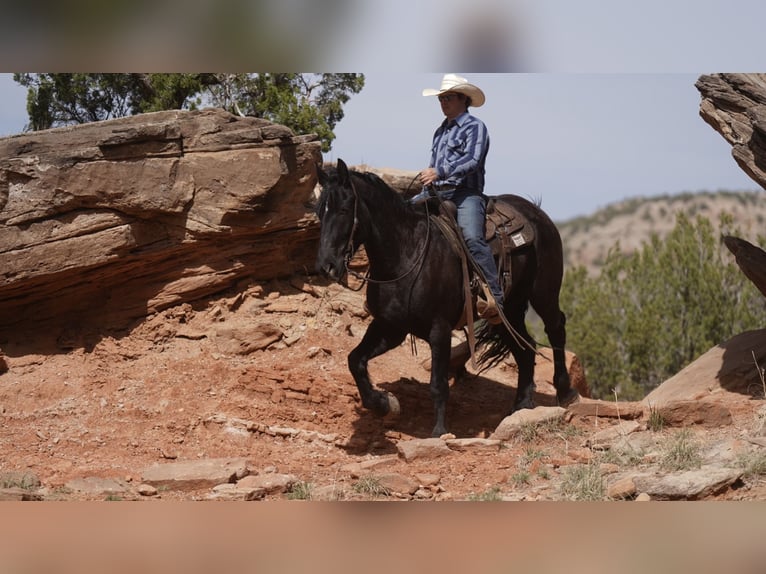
left=317, top=167, right=416, bottom=220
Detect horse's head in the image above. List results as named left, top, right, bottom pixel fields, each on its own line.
left=315, top=159, right=359, bottom=282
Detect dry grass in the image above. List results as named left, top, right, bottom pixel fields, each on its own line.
left=558, top=462, right=605, bottom=500
left=286, top=481, right=314, bottom=500
left=466, top=485, right=502, bottom=501
left=0, top=472, right=39, bottom=490
left=738, top=451, right=766, bottom=481
left=647, top=404, right=666, bottom=432
left=352, top=475, right=390, bottom=498
left=660, top=429, right=702, bottom=471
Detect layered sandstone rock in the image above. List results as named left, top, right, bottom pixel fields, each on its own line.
left=0, top=108, right=322, bottom=346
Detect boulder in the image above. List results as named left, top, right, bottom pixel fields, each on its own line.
left=490, top=406, right=566, bottom=441
left=0, top=108, right=322, bottom=349
left=654, top=400, right=733, bottom=428
left=643, top=329, right=766, bottom=406
left=141, top=457, right=249, bottom=491
left=566, top=397, right=644, bottom=420
left=631, top=467, right=743, bottom=500
left=396, top=438, right=452, bottom=461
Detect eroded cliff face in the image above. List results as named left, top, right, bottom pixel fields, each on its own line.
left=696, top=73, right=766, bottom=190
left=0, top=108, right=322, bottom=348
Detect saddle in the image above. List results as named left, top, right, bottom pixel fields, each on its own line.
left=485, top=197, right=535, bottom=291
left=435, top=197, right=534, bottom=295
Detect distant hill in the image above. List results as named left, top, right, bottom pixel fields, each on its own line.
left=556, top=190, right=765, bottom=274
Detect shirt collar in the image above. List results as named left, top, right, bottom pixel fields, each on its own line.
left=441, top=111, right=470, bottom=129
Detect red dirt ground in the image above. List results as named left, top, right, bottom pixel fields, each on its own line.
left=0, top=275, right=763, bottom=501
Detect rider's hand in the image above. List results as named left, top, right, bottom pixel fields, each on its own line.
left=419, top=168, right=439, bottom=186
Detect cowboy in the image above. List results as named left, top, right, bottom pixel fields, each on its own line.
left=418, top=73, right=504, bottom=322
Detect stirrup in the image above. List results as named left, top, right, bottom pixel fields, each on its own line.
left=476, top=297, right=502, bottom=325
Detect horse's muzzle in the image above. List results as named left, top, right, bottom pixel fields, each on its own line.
left=316, top=259, right=346, bottom=283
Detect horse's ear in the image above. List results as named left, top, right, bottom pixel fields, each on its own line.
left=316, top=162, right=329, bottom=187
left=337, top=158, right=350, bottom=185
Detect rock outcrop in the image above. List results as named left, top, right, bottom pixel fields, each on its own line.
left=696, top=73, right=766, bottom=190
left=0, top=109, right=322, bottom=349
left=723, top=235, right=766, bottom=300
left=697, top=74, right=766, bottom=303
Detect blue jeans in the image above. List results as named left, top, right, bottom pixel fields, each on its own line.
left=443, top=190, right=504, bottom=305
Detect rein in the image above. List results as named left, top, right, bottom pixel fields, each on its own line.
left=343, top=173, right=432, bottom=287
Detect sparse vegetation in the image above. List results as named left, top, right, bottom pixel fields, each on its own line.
left=519, top=447, right=547, bottom=466
left=509, top=447, right=552, bottom=485
left=518, top=421, right=542, bottom=442
left=660, top=429, right=703, bottom=471
left=737, top=451, right=766, bottom=481
left=286, top=481, right=314, bottom=500
left=517, top=418, right=579, bottom=444
left=352, top=476, right=389, bottom=498
left=598, top=445, right=645, bottom=467
left=559, top=462, right=605, bottom=501
left=0, top=472, right=39, bottom=490
left=467, top=485, right=502, bottom=501
left=647, top=405, right=666, bottom=432
left=511, top=471, right=532, bottom=486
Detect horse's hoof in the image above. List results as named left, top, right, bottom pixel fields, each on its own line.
left=384, top=392, right=400, bottom=417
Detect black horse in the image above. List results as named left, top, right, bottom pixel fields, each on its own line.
left=315, top=159, right=577, bottom=437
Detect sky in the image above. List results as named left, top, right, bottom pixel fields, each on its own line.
left=0, top=1, right=763, bottom=222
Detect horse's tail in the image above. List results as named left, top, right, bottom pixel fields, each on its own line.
left=474, top=315, right=538, bottom=372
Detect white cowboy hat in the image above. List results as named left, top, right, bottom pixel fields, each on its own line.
left=422, top=73, right=485, bottom=107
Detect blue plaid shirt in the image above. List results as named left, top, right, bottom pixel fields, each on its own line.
left=429, top=111, right=490, bottom=194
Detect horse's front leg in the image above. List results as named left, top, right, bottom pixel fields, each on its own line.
left=348, top=318, right=406, bottom=418
left=428, top=323, right=454, bottom=437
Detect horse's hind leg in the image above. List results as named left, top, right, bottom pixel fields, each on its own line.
left=348, top=318, right=406, bottom=417
left=505, top=300, right=537, bottom=412
left=532, top=298, right=578, bottom=406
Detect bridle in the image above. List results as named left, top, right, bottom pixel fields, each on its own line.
left=340, top=173, right=433, bottom=289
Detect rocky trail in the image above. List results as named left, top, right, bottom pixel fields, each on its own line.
left=1, top=276, right=764, bottom=502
